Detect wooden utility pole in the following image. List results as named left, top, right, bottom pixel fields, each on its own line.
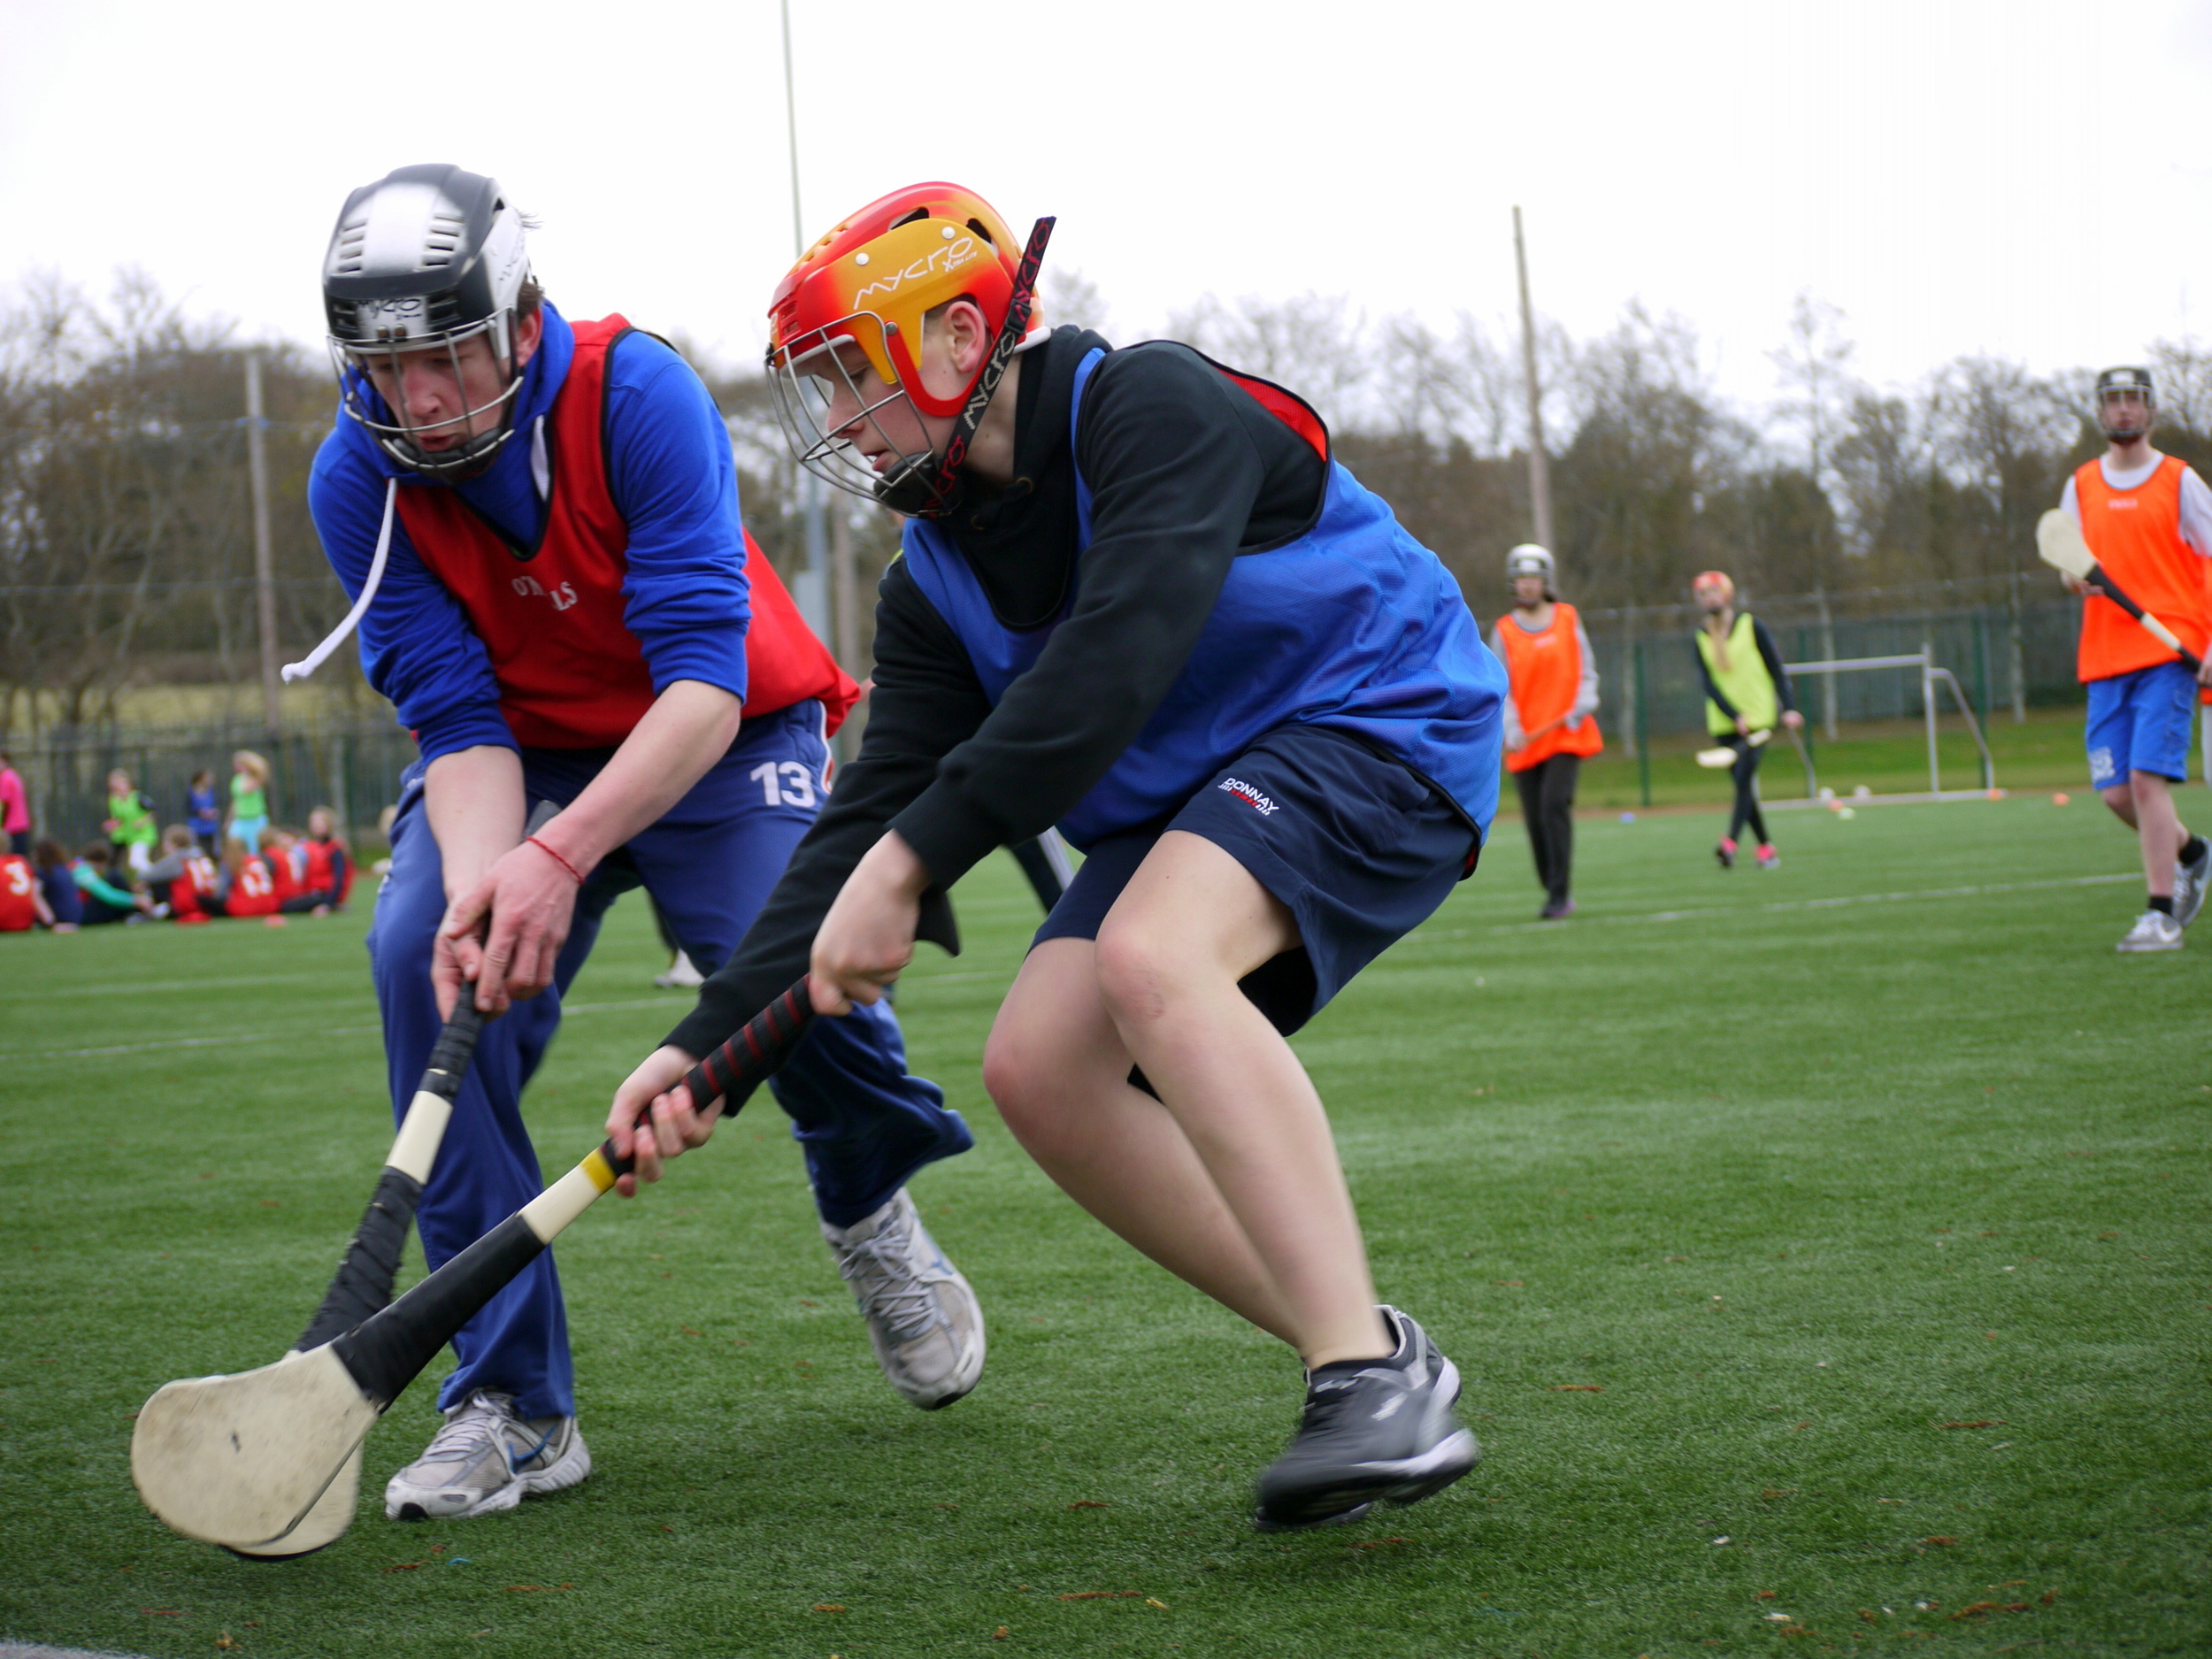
left=245, top=348, right=281, bottom=733
left=1513, top=206, right=1555, bottom=550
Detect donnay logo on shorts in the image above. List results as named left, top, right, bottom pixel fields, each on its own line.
left=1219, top=777, right=1280, bottom=816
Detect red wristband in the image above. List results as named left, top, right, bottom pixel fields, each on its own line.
left=526, top=834, right=585, bottom=885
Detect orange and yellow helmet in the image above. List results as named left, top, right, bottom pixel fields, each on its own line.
left=766, top=182, right=1052, bottom=516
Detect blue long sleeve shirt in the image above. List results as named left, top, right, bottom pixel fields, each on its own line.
left=307, top=304, right=751, bottom=763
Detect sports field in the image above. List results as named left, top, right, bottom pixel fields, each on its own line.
left=1, top=790, right=2206, bottom=1656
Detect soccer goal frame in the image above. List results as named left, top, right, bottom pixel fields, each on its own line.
left=1780, top=649, right=1997, bottom=799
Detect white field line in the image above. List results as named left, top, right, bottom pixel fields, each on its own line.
left=0, top=874, right=2140, bottom=1059
left=1424, top=871, right=2140, bottom=941
left=0, top=995, right=684, bottom=1064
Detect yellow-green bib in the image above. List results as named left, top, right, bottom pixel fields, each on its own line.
left=1696, top=612, right=1778, bottom=736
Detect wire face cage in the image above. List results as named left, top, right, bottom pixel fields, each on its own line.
left=329, top=312, right=525, bottom=482
left=767, top=311, right=947, bottom=511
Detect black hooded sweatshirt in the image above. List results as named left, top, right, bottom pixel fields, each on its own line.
left=666, top=325, right=1325, bottom=1062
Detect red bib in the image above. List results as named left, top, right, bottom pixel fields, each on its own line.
left=395, top=316, right=858, bottom=747
left=0, top=854, right=36, bottom=932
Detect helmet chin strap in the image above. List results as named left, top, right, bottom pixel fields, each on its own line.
left=877, top=217, right=1056, bottom=518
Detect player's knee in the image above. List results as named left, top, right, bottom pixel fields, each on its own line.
left=1092, top=917, right=1186, bottom=1032
left=979, top=1023, right=1072, bottom=1148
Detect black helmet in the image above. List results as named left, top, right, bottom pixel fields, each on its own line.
left=323, top=164, right=534, bottom=480
left=2094, top=365, right=2155, bottom=445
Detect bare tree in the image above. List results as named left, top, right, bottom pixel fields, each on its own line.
left=1768, top=293, right=1861, bottom=733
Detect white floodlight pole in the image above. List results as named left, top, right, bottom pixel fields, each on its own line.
left=781, top=0, right=831, bottom=648
left=1513, top=207, right=1555, bottom=551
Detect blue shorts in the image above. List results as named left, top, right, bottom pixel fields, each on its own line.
left=1033, top=726, right=1479, bottom=1035
left=2085, top=660, right=2198, bottom=786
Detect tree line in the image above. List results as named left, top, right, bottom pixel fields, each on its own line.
left=8, top=267, right=2204, bottom=742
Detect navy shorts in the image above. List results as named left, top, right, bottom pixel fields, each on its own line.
left=1033, top=725, right=1479, bottom=1035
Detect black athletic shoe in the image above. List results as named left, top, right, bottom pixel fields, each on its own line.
left=1253, top=1307, right=1480, bottom=1532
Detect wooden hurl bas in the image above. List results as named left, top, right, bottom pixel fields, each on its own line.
left=129, top=983, right=815, bottom=1552
left=133, top=1001, right=485, bottom=1551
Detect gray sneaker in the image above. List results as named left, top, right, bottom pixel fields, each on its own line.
left=2174, top=844, right=2210, bottom=928
left=2116, top=910, right=2185, bottom=953
left=1254, top=1306, right=1479, bottom=1532
left=383, top=1389, right=590, bottom=1521
left=823, top=1189, right=984, bottom=1409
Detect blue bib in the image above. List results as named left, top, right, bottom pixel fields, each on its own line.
left=902, top=347, right=1503, bottom=850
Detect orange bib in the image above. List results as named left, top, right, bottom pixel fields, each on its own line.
left=2075, top=455, right=2209, bottom=681
left=1494, top=602, right=1603, bottom=772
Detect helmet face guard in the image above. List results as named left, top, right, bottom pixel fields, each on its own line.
left=322, top=165, right=532, bottom=482
left=766, top=184, right=1051, bottom=518
left=1504, top=542, right=1555, bottom=591
left=2096, top=365, right=2155, bottom=444
left=330, top=317, right=526, bottom=483
left=767, top=311, right=940, bottom=511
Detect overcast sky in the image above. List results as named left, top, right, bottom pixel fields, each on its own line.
left=4, top=0, right=2208, bottom=425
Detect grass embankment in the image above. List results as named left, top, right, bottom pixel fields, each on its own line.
left=1, top=798, right=2205, bottom=1655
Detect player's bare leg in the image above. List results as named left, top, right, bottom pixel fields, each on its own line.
left=1089, top=831, right=1388, bottom=1369
left=985, top=941, right=1299, bottom=1345
left=2110, top=771, right=2185, bottom=897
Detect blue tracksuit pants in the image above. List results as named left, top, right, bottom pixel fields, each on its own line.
left=365, top=700, right=971, bottom=1420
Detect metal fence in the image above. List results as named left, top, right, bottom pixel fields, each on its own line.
left=1584, top=596, right=2083, bottom=745
left=5, top=719, right=419, bottom=852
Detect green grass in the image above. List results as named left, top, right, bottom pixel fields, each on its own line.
left=2, top=794, right=2208, bottom=1656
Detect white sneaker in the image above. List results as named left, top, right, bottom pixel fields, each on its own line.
left=823, top=1189, right=985, bottom=1409
left=2174, top=844, right=2210, bottom=928
left=2116, top=910, right=2185, bottom=954
left=654, top=950, right=705, bottom=989
left=383, top=1389, right=590, bottom=1521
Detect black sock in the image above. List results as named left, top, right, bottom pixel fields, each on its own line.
left=2149, top=895, right=2175, bottom=916
left=1306, top=1314, right=1404, bottom=1380
left=2183, top=835, right=2207, bottom=865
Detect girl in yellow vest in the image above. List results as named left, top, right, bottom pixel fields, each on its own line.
left=2057, top=366, right=2212, bottom=953
left=1489, top=545, right=1601, bottom=918
left=1693, top=572, right=1801, bottom=869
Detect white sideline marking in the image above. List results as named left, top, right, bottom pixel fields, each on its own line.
left=0, top=995, right=682, bottom=1063
left=1426, top=872, right=2141, bottom=941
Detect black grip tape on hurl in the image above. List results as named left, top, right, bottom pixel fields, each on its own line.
left=331, top=1212, right=545, bottom=1409
left=293, top=1002, right=486, bottom=1353
left=670, top=980, right=815, bottom=1138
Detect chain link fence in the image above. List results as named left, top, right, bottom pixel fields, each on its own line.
left=6, top=719, right=419, bottom=852
left=1582, top=595, right=2083, bottom=746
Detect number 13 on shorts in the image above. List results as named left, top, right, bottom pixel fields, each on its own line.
left=749, top=759, right=818, bottom=809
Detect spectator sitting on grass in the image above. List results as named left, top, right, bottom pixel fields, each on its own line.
left=0, top=844, right=54, bottom=932
left=227, top=751, right=271, bottom=849
left=297, top=807, right=354, bottom=910
left=215, top=834, right=283, bottom=924
left=263, top=825, right=326, bottom=917
left=32, top=840, right=81, bottom=931
left=104, top=769, right=158, bottom=877
left=186, top=769, right=223, bottom=855
left=142, top=825, right=221, bottom=919
left=73, top=842, right=151, bottom=925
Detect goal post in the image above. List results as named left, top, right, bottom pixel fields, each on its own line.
left=1780, top=649, right=1996, bottom=799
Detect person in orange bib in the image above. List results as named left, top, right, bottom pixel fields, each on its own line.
left=1489, top=545, right=1601, bottom=918
left=2060, top=366, right=2212, bottom=953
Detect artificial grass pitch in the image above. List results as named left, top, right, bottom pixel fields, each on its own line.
left=0, top=796, right=2205, bottom=1657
